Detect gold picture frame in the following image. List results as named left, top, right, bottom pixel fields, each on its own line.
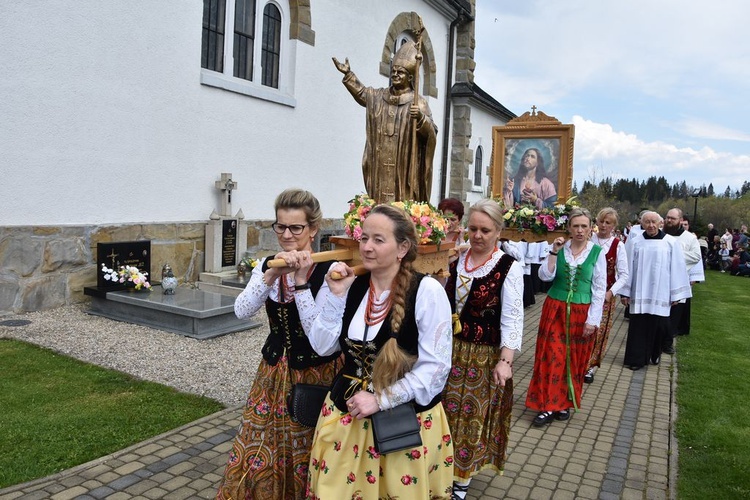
left=491, top=109, right=575, bottom=208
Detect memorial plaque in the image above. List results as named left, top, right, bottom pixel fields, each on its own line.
left=221, top=219, right=237, bottom=267
left=96, top=240, right=151, bottom=289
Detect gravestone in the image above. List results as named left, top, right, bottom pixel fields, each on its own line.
left=97, top=240, right=151, bottom=288
left=85, top=241, right=151, bottom=297
left=205, top=173, right=248, bottom=272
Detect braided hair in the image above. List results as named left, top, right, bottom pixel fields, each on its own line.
left=367, top=204, right=419, bottom=395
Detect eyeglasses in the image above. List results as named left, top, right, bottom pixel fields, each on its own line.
left=271, top=222, right=308, bottom=235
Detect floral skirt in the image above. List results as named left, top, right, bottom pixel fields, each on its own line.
left=589, top=296, right=618, bottom=368
left=442, top=339, right=513, bottom=480
left=526, top=297, right=595, bottom=412
left=306, top=396, right=454, bottom=500
left=216, top=356, right=339, bottom=500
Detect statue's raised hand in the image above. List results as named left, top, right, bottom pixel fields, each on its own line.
left=332, top=57, right=350, bottom=74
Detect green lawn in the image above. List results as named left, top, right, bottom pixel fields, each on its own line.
left=0, top=339, right=225, bottom=488
left=675, top=272, right=750, bottom=498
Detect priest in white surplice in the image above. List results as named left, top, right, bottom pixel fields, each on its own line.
left=619, top=211, right=692, bottom=370
left=663, top=208, right=702, bottom=348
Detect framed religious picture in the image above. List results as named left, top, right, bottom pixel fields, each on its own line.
left=491, top=109, right=574, bottom=209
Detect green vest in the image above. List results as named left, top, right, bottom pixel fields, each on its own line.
left=547, top=245, right=602, bottom=304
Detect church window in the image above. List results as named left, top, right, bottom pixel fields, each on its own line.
left=474, top=146, right=484, bottom=187
left=200, top=0, right=293, bottom=106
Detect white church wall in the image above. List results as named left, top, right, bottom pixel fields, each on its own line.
left=0, top=0, right=452, bottom=227
left=465, top=104, right=510, bottom=206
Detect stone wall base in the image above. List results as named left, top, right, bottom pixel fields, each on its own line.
left=0, top=218, right=344, bottom=315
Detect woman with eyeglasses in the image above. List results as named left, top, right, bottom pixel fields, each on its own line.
left=217, top=188, right=340, bottom=500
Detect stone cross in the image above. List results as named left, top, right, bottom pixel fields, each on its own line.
left=215, top=173, right=238, bottom=217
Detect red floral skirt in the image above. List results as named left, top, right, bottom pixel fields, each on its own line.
left=526, top=297, right=595, bottom=412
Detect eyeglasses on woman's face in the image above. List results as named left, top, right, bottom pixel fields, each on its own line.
left=271, top=222, right=308, bottom=235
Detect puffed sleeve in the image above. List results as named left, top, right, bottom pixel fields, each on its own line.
left=234, top=258, right=273, bottom=319
left=295, top=271, right=334, bottom=335
left=376, top=277, right=453, bottom=410
left=608, top=241, right=630, bottom=297
left=305, top=291, right=347, bottom=357
left=500, top=260, right=524, bottom=351
left=586, top=247, right=607, bottom=326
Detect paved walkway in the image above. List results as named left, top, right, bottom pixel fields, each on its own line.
left=0, top=296, right=677, bottom=500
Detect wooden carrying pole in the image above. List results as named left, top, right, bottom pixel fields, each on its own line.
left=266, top=249, right=353, bottom=268
left=266, top=248, right=367, bottom=280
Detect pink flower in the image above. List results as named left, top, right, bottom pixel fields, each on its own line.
left=401, top=475, right=413, bottom=485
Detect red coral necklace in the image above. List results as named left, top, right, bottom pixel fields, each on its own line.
left=365, top=281, right=392, bottom=326
left=464, top=248, right=496, bottom=273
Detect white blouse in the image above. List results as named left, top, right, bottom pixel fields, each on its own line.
left=454, top=249, right=524, bottom=351
left=590, top=234, right=630, bottom=297
left=304, top=276, right=453, bottom=411
left=234, top=258, right=331, bottom=330
left=539, top=241, right=607, bottom=326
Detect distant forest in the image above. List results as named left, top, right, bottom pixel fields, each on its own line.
left=571, top=176, right=750, bottom=236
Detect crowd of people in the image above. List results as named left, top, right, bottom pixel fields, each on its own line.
left=217, top=189, right=733, bottom=500
left=705, top=223, right=750, bottom=276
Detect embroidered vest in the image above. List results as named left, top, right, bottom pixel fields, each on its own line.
left=605, top=238, right=620, bottom=290
left=547, top=245, right=602, bottom=304
left=445, top=253, right=516, bottom=346
left=328, top=273, right=441, bottom=413
left=261, top=261, right=340, bottom=369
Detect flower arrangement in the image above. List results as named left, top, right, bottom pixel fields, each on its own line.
left=343, top=194, right=447, bottom=246
left=499, top=196, right=580, bottom=235
left=101, top=264, right=152, bottom=291
left=239, top=256, right=259, bottom=270
left=391, top=199, right=447, bottom=245
left=344, top=194, right=377, bottom=241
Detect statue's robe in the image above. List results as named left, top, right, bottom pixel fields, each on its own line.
left=342, top=71, right=437, bottom=203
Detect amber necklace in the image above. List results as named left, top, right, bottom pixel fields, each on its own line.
left=464, top=248, right=496, bottom=273
left=364, top=281, right=393, bottom=326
